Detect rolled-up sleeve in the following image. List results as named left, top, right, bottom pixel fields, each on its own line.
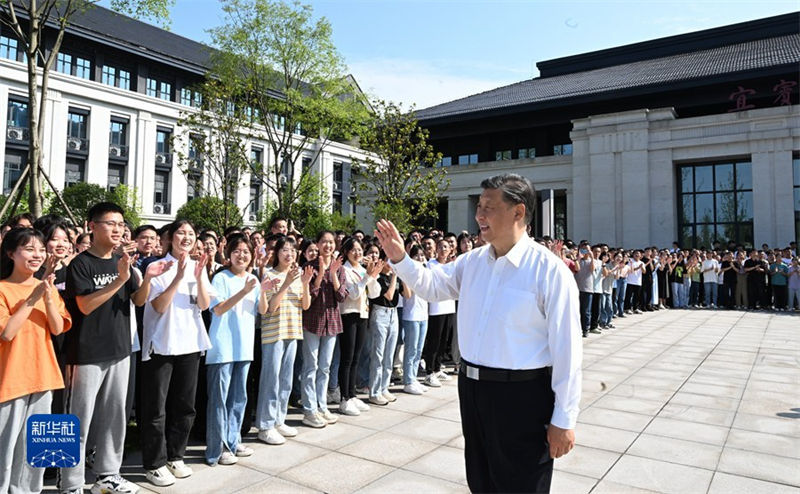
left=544, top=260, right=583, bottom=429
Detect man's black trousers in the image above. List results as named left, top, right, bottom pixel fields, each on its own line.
left=458, top=366, right=555, bottom=493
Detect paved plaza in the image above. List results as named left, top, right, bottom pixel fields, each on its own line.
left=49, top=309, right=800, bottom=493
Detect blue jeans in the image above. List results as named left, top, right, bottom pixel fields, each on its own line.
left=615, top=279, right=627, bottom=316
left=578, top=292, right=593, bottom=332
left=689, top=281, right=701, bottom=306
left=328, top=338, right=340, bottom=391
left=369, top=305, right=399, bottom=397
left=600, top=293, right=613, bottom=326
left=206, top=361, right=250, bottom=464
left=301, top=331, right=336, bottom=414
left=256, top=339, right=297, bottom=430
left=703, top=282, right=718, bottom=307
left=401, top=319, right=428, bottom=385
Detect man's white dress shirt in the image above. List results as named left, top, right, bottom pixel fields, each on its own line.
left=392, top=235, right=582, bottom=429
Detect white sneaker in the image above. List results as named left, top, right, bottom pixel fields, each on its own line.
left=339, top=399, right=361, bottom=416
left=382, top=391, right=397, bottom=402
left=91, top=474, right=140, bottom=494
left=319, top=408, right=338, bottom=424
left=258, top=428, right=286, bottom=445
left=276, top=423, right=298, bottom=437
left=351, top=397, right=370, bottom=412
left=404, top=383, right=423, bottom=395
left=369, top=394, right=388, bottom=406
left=302, top=412, right=326, bottom=428
left=218, top=451, right=238, bottom=465
left=424, top=374, right=442, bottom=387
left=166, top=460, right=193, bottom=479
left=146, top=466, right=175, bottom=487
left=435, top=370, right=452, bottom=381
left=235, top=444, right=254, bottom=457
left=355, top=386, right=370, bottom=394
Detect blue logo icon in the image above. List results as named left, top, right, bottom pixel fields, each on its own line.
left=26, top=414, right=80, bottom=468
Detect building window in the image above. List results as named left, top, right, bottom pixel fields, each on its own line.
left=187, top=172, right=202, bottom=202
left=156, top=129, right=171, bottom=167
left=553, top=144, right=573, bottom=156
left=250, top=147, right=263, bottom=174
left=518, top=148, right=536, bottom=159
left=458, top=153, right=478, bottom=165
left=302, top=156, right=312, bottom=172
left=7, top=99, right=28, bottom=128
left=107, top=164, right=125, bottom=192
left=332, top=161, right=343, bottom=212
left=153, top=170, right=170, bottom=213
left=495, top=150, right=512, bottom=161
left=56, top=53, right=72, bottom=74
left=67, top=112, right=87, bottom=139
left=0, top=35, right=18, bottom=61
left=75, top=57, right=91, bottom=79
left=678, top=160, right=753, bottom=249
left=3, top=150, right=24, bottom=195
left=794, top=157, right=800, bottom=248
left=109, top=120, right=128, bottom=159
left=64, top=159, right=85, bottom=188
left=248, top=184, right=261, bottom=220
left=554, top=191, right=567, bottom=240
left=101, top=66, right=131, bottom=90
left=146, top=78, right=172, bottom=101
left=180, top=87, right=202, bottom=107
left=55, top=53, right=91, bottom=79
left=439, top=156, right=452, bottom=167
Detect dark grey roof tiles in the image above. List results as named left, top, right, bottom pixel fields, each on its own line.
left=416, top=34, right=800, bottom=122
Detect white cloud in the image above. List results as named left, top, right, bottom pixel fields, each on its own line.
left=347, top=58, right=522, bottom=110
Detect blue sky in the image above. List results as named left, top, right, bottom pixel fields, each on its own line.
left=143, top=0, right=797, bottom=109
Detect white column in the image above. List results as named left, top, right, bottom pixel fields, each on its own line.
left=87, top=106, right=110, bottom=187
left=447, top=196, right=471, bottom=233
left=540, top=188, right=554, bottom=238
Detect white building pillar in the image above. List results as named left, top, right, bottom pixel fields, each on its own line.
left=447, top=196, right=472, bottom=233
left=87, top=106, right=111, bottom=187
left=540, top=188, right=554, bottom=238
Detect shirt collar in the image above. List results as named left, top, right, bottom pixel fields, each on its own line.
left=487, top=234, right=530, bottom=267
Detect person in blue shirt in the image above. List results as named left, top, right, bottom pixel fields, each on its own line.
left=204, top=234, right=272, bottom=466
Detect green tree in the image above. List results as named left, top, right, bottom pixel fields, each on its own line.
left=173, top=80, right=252, bottom=229
left=0, top=0, right=172, bottom=219
left=352, top=101, right=448, bottom=233
left=209, top=0, right=369, bottom=220
left=45, top=183, right=143, bottom=225
left=176, top=196, right=243, bottom=234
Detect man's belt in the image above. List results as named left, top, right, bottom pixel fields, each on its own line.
left=459, top=360, right=551, bottom=382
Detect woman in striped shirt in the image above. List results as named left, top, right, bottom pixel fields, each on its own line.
left=255, top=237, right=312, bottom=445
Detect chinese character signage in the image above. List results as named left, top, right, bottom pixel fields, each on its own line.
left=728, top=79, right=797, bottom=112
left=26, top=414, right=80, bottom=468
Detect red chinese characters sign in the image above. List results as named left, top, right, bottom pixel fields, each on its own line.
left=728, top=79, right=797, bottom=112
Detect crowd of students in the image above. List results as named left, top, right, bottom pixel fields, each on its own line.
left=1, top=206, right=798, bottom=493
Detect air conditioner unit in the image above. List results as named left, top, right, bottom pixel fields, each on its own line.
left=153, top=203, right=165, bottom=214
left=67, top=137, right=82, bottom=151
left=109, top=145, right=122, bottom=157
left=279, top=174, right=287, bottom=185
left=6, top=128, right=23, bottom=140
left=332, top=182, right=340, bottom=191
left=248, top=214, right=257, bottom=222
left=156, top=154, right=167, bottom=165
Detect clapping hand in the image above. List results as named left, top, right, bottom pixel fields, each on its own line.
left=301, top=265, right=314, bottom=285
left=42, top=254, right=60, bottom=278
left=41, top=274, right=56, bottom=304
left=329, top=256, right=343, bottom=275
left=244, top=275, right=258, bottom=292
left=117, top=251, right=136, bottom=282
left=260, top=274, right=280, bottom=292
left=175, top=251, right=189, bottom=280
left=194, top=253, right=209, bottom=280
left=366, top=259, right=384, bottom=279
left=146, top=259, right=174, bottom=278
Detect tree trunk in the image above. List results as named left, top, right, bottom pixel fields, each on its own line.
left=26, top=1, right=43, bottom=217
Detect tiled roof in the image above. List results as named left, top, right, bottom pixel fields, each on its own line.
left=66, top=5, right=214, bottom=73
left=416, top=34, right=800, bottom=122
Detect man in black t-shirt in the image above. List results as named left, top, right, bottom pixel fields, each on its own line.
left=744, top=250, right=766, bottom=310
left=59, top=203, right=170, bottom=494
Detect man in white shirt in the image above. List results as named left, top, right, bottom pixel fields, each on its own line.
left=701, top=250, right=720, bottom=308
left=376, top=173, right=582, bottom=493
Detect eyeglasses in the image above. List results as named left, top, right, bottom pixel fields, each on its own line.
left=95, top=220, right=126, bottom=229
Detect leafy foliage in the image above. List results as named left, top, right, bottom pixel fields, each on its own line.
left=352, top=101, right=448, bottom=234
left=176, top=196, right=243, bottom=234
left=209, top=0, right=369, bottom=218
left=45, top=183, right=142, bottom=226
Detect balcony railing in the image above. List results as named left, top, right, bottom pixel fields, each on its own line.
left=6, top=125, right=29, bottom=143
left=109, top=144, right=129, bottom=159
left=66, top=136, right=89, bottom=154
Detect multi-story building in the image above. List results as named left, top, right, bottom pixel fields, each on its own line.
left=1, top=5, right=363, bottom=225
left=400, top=13, right=799, bottom=249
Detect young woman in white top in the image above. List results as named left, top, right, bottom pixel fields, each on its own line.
left=401, top=245, right=429, bottom=395
left=337, top=238, right=381, bottom=416
left=422, top=238, right=457, bottom=388
left=140, top=220, right=212, bottom=487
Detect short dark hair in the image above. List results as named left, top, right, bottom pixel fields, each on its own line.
left=480, top=173, right=535, bottom=224
left=1, top=227, right=45, bottom=279
left=87, top=202, right=124, bottom=222
left=134, top=225, right=157, bottom=239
